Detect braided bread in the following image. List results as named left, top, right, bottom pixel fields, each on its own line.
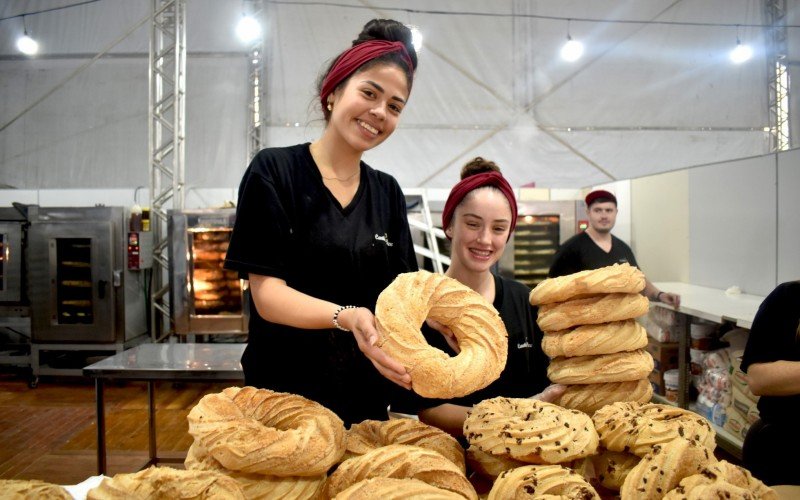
left=529, top=263, right=645, bottom=305
left=86, top=466, right=245, bottom=499
left=375, top=271, right=508, bottom=398
left=346, top=418, right=465, bottom=472
left=463, top=398, right=598, bottom=464
left=537, top=293, right=649, bottom=332
left=488, top=464, right=600, bottom=499
left=325, top=444, right=477, bottom=500
left=592, top=402, right=716, bottom=457
left=663, top=460, right=777, bottom=500
left=556, top=379, right=653, bottom=415
left=620, top=437, right=714, bottom=499
left=333, top=478, right=465, bottom=499
left=184, top=441, right=326, bottom=500
left=547, top=350, right=654, bottom=385
left=542, top=320, right=648, bottom=358
left=0, top=479, right=71, bottom=499
left=187, top=386, right=345, bottom=476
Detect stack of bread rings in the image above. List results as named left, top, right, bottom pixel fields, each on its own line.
left=529, top=263, right=654, bottom=415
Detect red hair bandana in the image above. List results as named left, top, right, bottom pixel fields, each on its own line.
left=441, top=171, right=518, bottom=240
left=320, top=40, right=415, bottom=109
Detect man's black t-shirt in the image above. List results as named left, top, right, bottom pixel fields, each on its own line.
left=224, top=143, right=418, bottom=426
left=740, top=281, right=800, bottom=424
left=548, top=231, right=638, bottom=277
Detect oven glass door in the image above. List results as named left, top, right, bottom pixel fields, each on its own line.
left=29, top=222, right=116, bottom=342
left=0, top=222, right=23, bottom=303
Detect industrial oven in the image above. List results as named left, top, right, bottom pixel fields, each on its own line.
left=168, top=208, right=248, bottom=336
left=26, top=206, right=147, bottom=344
left=0, top=207, right=26, bottom=307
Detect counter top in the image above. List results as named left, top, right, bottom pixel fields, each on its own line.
left=653, top=282, right=765, bottom=329
left=83, top=342, right=245, bottom=380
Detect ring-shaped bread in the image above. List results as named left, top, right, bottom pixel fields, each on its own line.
left=0, top=480, right=72, bottom=499
left=184, top=441, right=327, bottom=500
left=487, top=464, right=600, bottom=499
left=542, top=319, right=648, bottom=358
left=592, top=402, right=716, bottom=457
left=662, top=460, right=777, bottom=500
left=345, top=418, right=465, bottom=473
left=537, top=293, right=650, bottom=332
left=555, top=379, right=654, bottom=415
left=529, top=263, right=645, bottom=305
left=86, top=466, right=246, bottom=499
left=620, top=437, right=714, bottom=499
left=463, top=397, right=599, bottom=464
left=375, top=271, right=508, bottom=398
left=547, top=349, right=654, bottom=385
left=187, top=386, right=345, bottom=476
left=332, top=478, right=465, bottom=500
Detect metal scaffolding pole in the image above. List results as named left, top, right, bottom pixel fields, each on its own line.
left=148, top=0, right=187, bottom=341
left=764, top=0, right=790, bottom=151
left=245, top=0, right=269, bottom=161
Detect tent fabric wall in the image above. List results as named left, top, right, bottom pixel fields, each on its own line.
left=0, top=0, right=796, bottom=190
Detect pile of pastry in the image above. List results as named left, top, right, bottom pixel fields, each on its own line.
left=530, top=263, right=654, bottom=414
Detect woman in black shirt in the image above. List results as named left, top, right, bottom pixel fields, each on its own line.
left=224, top=19, right=419, bottom=426
left=740, top=280, right=800, bottom=485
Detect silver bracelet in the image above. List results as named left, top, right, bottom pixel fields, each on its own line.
left=333, top=305, right=358, bottom=332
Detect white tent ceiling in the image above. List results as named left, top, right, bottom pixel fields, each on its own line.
left=1, top=0, right=797, bottom=190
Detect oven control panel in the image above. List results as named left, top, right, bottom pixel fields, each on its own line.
left=127, top=231, right=154, bottom=270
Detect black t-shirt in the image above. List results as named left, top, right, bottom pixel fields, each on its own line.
left=740, top=281, right=800, bottom=424
left=548, top=231, right=639, bottom=277
left=224, top=143, right=418, bottom=426
left=392, top=274, right=550, bottom=413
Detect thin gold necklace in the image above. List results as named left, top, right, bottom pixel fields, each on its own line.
left=320, top=169, right=359, bottom=182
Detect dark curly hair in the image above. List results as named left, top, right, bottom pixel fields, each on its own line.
left=460, top=157, right=501, bottom=180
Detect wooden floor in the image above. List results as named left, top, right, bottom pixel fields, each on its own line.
left=0, top=371, right=231, bottom=485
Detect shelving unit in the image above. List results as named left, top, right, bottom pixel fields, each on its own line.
left=650, top=282, right=766, bottom=460
left=513, top=215, right=559, bottom=288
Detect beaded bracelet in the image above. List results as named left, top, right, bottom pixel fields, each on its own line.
left=333, top=305, right=358, bottom=332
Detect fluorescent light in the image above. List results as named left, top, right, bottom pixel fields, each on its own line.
left=730, top=42, right=752, bottom=64
left=410, top=26, right=423, bottom=53
left=560, top=37, right=583, bottom=62
left=236, top=15, right=261, bottom=43
left=17, top=34, right=38, bottom=55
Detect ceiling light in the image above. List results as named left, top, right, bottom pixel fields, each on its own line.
left=561, top=36, right=584, bottom=62
left=236, top=15, right=261, bottom=43
left=409, top=26, right=423, bottom=53
left=730, top=40, right=752, bottom=64
left=17, top=33, right=39, bottom=55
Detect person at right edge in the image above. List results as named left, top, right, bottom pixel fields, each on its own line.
left=547, top=189, right=681, bottom=308
left=740, top=280, right=800, bottom=486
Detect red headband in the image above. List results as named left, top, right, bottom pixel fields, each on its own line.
left=320, top=40, right=415, bottom=109
left=442, top=172, right=518, bottom=240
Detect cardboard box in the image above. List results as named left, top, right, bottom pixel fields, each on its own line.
left=647, top=338, right=680, bottom=395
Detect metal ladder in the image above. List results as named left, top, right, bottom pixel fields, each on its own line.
left=404, top=188, right=450, bottom=274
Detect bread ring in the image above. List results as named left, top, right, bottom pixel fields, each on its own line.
left=592, top=402, right=716, bottom=457
left=547, top=350, right=654, bottom=385
left=465, top=445, right=527, bottom=480
left=530, top=263, right=646, bottom=305
left=375, top=270, right=508, bottom=398
left=185, top=441, right=326, bottom=500
left=663, top=460, right=777, bottom=500
left=333, top=478, right=465, bottom=500
left=587, top=449, right=641, bottom=491
left=0, top=479, right=71, bottom=499
left=620, top=437, right=714, bottom=499
left=542, top=320, right=648, bottom=358
left=345, top=419, right=465, bottom=473
left=325, top=444, right=477, bottom=500
left=463, top=397, right=599, bottom=464
left=187, top=386, right=345, bottom=476
left=555, top=379, right=653, bottom=415
left=488, top=464, right=600, bottom=499
left=537, top=293, right=649, bottom=332
left=86, top=466, right=246, bottom=499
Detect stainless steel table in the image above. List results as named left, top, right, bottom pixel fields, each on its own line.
left=83, top=343, right=245, bottom=475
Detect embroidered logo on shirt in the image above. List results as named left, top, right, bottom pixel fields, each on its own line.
left=375, top=233, right=394, bottom=247
left=517, top=341, right=533, bottom=349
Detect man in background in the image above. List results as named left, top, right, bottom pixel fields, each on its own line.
left=548, top=189, right=680, bottom=308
